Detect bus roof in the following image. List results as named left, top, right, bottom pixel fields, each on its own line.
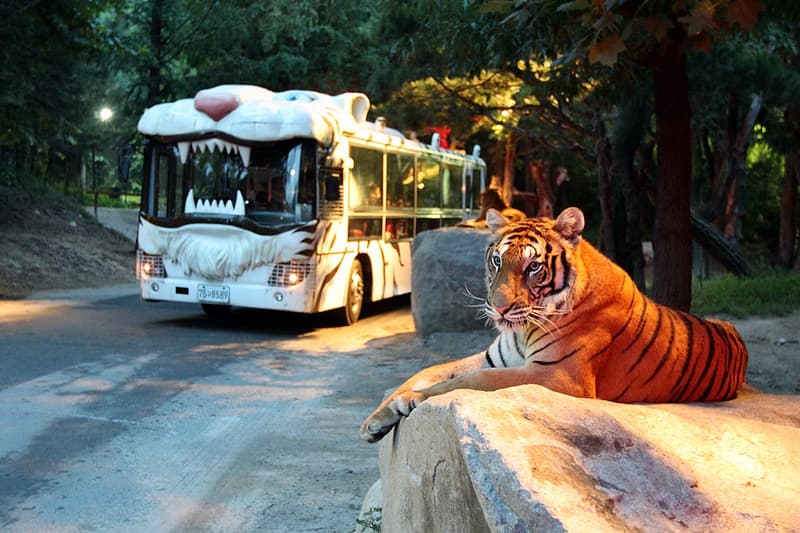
left=137, top=84, right=371, bottom=147
left=137, top=84, right=484, bottom=166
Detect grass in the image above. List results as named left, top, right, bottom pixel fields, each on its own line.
left=691, top=271, right=800, bottom=318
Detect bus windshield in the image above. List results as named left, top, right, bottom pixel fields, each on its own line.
left=145, top=139, right=316, bottom=226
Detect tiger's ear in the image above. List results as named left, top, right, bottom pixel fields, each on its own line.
left=554, top=207, right=585, bottom=245
left=486, top=208, right=509, bottom=232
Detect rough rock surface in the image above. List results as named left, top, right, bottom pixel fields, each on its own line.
left=378, top=386, right=800, bottom=532
left=411, top=227, right=496, bottom=336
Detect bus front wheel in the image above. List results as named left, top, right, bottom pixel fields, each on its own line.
left=341, top=260, right=364, bottom=325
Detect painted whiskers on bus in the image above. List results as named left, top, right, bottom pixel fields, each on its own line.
left=138, top=216, right=319, bottom=282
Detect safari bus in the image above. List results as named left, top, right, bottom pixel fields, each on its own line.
left=135, top=85, right=486, bottom=323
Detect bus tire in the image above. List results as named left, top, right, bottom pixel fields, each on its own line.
left=201, top=303, right=231, bottom=318
left=340, top=260, right=365, bottom=325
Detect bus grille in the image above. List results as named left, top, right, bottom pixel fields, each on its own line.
left=268, top=259, right=315, bottom=287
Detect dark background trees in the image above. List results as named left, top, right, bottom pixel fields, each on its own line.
left=1, top=0, right=798, bottom=306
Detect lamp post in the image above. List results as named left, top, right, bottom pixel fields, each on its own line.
left=94, top=107, right=114, bottom=218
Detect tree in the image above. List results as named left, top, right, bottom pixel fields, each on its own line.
left=378, top=0, right=764, bottom=311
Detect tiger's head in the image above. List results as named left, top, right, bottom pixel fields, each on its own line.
left=483, top=206, right=585, bottom=331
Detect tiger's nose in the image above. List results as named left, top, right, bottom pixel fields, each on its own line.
left=491, top=301, right=514, bottom=318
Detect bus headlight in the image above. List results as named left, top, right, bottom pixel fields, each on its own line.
left=268, top=259, right=314, bottom=287
left=137, top=251, right=166, bottom=279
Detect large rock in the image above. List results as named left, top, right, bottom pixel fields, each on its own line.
left=412, top=227, right=495, bottom=336
left=379, top=386, right=800, bottom=532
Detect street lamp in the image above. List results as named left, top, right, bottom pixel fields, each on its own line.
left=93, top=106, right=114, bottom=218
left=99, top=107, right=113, bottom=122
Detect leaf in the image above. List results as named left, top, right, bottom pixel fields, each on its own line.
left=641, top=15, right=673, bottom=42
left=678, top=0, right=717, bottom=36
left=727, top=0, right=762, bottom=31
left=588, top=33, right=626, bottom=66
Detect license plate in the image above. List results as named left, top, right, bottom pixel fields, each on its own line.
left=197, top=284, right=230, bottom=304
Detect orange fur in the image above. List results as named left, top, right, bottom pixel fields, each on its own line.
left=360, top=207, right=749, bottom=443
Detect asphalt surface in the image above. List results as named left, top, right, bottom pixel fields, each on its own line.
left=0, top=286, right=470, bottom=532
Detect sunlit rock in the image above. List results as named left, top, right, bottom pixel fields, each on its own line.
left=378, top=386, right=800, bottom=532
left=412, top=227, right=495, bottom=336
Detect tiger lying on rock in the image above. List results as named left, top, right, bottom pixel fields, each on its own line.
left=360, top=206, right=749, bottom=443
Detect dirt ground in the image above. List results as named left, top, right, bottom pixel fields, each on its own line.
left=0, top=186, right=134, bottom=299
left=0, top=185, right=797, bottom=396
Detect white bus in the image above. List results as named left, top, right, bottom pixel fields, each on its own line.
left=135, top=85, right=485, bottom=323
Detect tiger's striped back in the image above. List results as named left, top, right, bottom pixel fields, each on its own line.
left=482, top=207, right=748, bottom=403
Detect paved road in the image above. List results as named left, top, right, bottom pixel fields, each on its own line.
left=0, top=288, right=456, bottom=532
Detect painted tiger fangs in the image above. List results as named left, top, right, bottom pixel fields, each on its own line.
left=359, top=206, right=749, bottom=443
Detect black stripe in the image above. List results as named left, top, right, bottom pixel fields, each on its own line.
left=512, top=331, right=524, bottom=358
left=642, top=308, right=676, bottom=386
left=485, top=350, right=495, bottom=368
left=683, top=320, right=717, bottom=401
left=533, top=347, right=580, bottom=366
left=626, top=305, right=664, bottom=375
left=496, top=340, right=508, bottom=367
left=527, top=335, right=569, bottom=360
left=621, top=297, right=650, bottom=352
left=669, top=311, right=697, bottom=401
left=588, top=279, right=639, bottom=362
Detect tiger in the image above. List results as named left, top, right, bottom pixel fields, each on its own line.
left=360, top=206, right=749, bottom=443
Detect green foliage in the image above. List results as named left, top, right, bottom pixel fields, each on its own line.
left=692, top=271, right=800, bottom=317
left=744, top=127, right=784, bottom=247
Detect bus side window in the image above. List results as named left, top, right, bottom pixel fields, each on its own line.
left=387, top=152, right=415, bottom=208
left=417, top=159, right=440, bottom=208
left=349, top=217, right=382, bottom=239
left=349, top=146, right=384, bottom=209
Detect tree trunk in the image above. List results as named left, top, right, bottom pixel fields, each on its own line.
left=652, top=34, right=693, bottom=311
left=779, top=66, right=800, bottom=268
left=726, top=93, right=762, bottom=243
left=610, top=92, right=647, bottom=291
left=502, top=135, right=516, bottom=206
left=779, top=151, right=799, bottom=268
left=147, top=0, right=165, bottom=107
left=528, top=159, right=555, bottom=218
left=595, top=122, right=615, bottom=258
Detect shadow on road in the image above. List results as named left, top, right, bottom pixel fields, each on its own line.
left=147, top=294, right=412, bottom=336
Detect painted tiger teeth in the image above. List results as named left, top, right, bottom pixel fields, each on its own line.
left=176, top=139, right=252, bottom=167
left=183, top=189, right=245, bottom=216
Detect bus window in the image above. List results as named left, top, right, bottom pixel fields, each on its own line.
left=385, top=217, right=413, bottom=240
left=387, top=152, right=415, bottom=208
left=441, top=162, right=462, bottom=209
left=349, top=217, right=382, bottom=239
left=466, top=166, right=482, bottom=216
left=350, top=146, right=384, bottom=209
left=417, top=159, right=440, bottom=208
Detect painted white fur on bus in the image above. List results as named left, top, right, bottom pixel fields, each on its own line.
left=137, top=85, right=370, bottom=149
left=138, top=218, right=317, bottom=282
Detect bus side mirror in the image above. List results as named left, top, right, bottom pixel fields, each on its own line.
left=324, top=176, right=341, bottom=201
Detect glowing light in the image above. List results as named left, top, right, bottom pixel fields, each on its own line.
left=99, top=107, right=113, bottom=122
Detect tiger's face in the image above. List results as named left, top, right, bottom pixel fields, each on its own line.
left=483, top=207, right=585, bottom=332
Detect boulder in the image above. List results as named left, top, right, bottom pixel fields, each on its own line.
left=378, top=386, right=800, bottom=532
left=412, top=227, right=495, bottom=336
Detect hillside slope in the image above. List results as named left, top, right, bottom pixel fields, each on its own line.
left=0, top=185, right=135, bottom=299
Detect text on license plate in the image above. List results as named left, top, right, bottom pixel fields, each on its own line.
left=197, top=284, right=230, bottom=304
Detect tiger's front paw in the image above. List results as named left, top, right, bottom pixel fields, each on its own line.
left=359, top=391, right=426, bottom=443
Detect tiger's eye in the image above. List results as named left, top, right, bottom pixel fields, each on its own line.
left=526, top=262, right=543, bottom=277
